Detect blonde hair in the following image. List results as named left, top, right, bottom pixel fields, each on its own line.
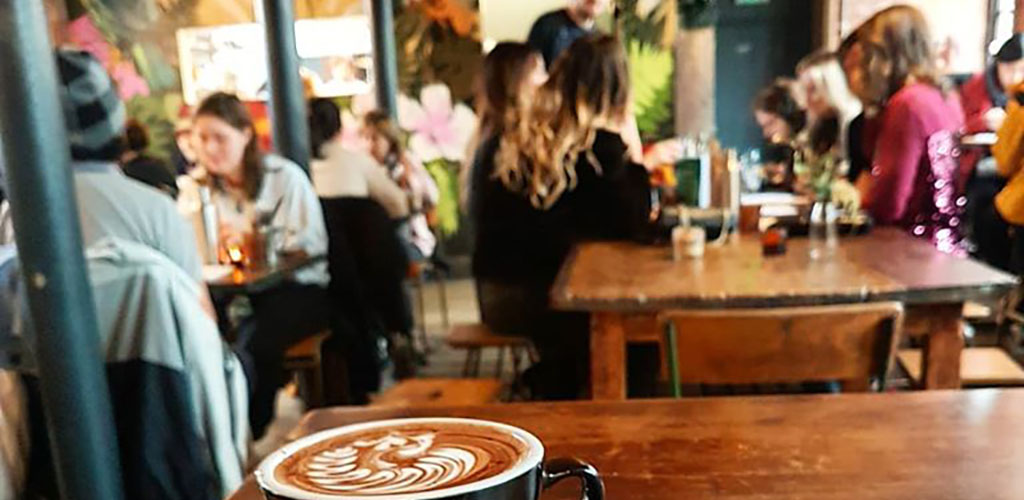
left=494, top=35, right=630, bottom=209
left=797, top=52, right=863, bottom=124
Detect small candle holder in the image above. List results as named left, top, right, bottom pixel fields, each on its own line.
left=225, top=243, right=247, bottom=269
left=761, top=227, right=787, bottom=256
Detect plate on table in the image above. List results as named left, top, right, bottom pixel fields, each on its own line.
left=202, top=265, right=234, bottom=282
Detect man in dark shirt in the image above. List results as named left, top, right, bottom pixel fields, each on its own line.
left=527, top=0, right=610, bottom=68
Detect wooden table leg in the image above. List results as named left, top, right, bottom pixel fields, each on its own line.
left=590, top=312, right=627, bottom=401
left=909, top=303, right=964, bottom=390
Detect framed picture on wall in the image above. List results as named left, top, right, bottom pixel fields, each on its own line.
left=176, top=16, right=375, bottom=105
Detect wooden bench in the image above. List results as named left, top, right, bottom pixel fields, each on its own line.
left=898, top=347, right=1024, bottom=387
left=371, top=378, right=503, bottom=408
left=283, top=331, right=332, bottom=408
left=445, top=323, right=537, bottom=379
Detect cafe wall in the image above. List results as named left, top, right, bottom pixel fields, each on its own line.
left=48, top=0, right=484, bottom=161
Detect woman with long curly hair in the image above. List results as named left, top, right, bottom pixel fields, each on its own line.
left=472, top=34, right=678, bottom=399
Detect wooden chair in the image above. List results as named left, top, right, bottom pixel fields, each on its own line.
left=371, top=378, right=503, bottom=407
left=283, top=331, right=332, bottom=408
left=445, top=323, right=538, bottom=380
left=659, top=302, right=904, bottom=395
left=898, top=347, right=1024, bottom=387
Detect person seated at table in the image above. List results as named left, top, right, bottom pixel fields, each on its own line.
left=463, top=41, right=548, bottom=215
left=120, top=119, right=178, bottom=198
left=473, top=34, right=680, bottom=400
left=51, top=49, right=214, bottom=318
left=796, top=51, right=863, bottom=172
left=990, top=81, right=1024, bottom=275
left=753, top=80, right=806, bottom=192
left=182, top=92, right=330, bottom=438
left=960, top=34, right=1024, bottom=270
left=362, top=110, right=440, bottom=263
left=308, top=98, right=409, bottom=219
left=840, top=5, right=966, bottom=255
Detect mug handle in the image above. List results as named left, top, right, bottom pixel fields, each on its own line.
left=541, top=457, right=604, bottom=499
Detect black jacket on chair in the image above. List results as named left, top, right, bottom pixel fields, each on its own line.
left=320, top=197, right=412, bottom=400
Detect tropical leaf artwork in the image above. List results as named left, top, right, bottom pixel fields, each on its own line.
left=394, top=0, right=482, bottom=104
left=628, top=40, right=675, bottom=142
left=424, top=159, right=460, bottom=236
left=125, top=95, right=177, bottom=160
left=618, top=1, right=677, bottom=142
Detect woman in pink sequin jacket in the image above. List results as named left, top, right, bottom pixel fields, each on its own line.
left=840, top=5, right=966, bottom=255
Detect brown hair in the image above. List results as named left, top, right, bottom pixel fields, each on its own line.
left=362, top=110, right=404, bottom=166
left=842, top=5, right=945, bottom=106
left=752, top=80, right=806, bottom=136
left=476, top=42, right=541, bottom=141
left=495, top=34, right=631, bottom=209
left=195, top=92, right=265, bottom=200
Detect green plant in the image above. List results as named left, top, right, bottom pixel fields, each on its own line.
left=628, top=40, right=674, bottom=142
left=424, top=159, right=460, bottom=236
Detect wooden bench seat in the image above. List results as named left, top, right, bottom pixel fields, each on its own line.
left=898, top=347, right=1024, bottom=387
left=371, top=378, right=503, bottom=407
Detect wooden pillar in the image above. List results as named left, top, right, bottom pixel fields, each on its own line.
left=675, top=27, right=715, bottom=137
left=1016, top=0, right=1024, bottom=33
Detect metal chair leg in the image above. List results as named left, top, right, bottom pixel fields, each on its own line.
left=510, top=346, right=523, bottom=380
left=495, top=346, right=506, bottom=379
left=461, top=347, right=474, bottom=377
left=471, top=348, right=482, bottom=377
left=414, top=273, right=430, bottom=353
left=437, top=273, right=450, bottom=332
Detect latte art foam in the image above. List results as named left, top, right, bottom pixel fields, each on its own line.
left=274, top=423, right=529, bottom=496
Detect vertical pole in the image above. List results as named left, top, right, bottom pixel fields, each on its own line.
left=1016, top=0, right=1024, bottom=33
left=0, top=1, right=124, bottom=499
left=369, top=0, right=400, bottom=119
left=262, top=0, right=311, bottom=171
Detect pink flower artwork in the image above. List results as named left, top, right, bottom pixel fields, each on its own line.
left=398, top=84, right=476, bottom=163
left=64, top=16, right=150, bottom=100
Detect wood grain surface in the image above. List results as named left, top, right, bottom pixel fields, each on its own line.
left=230, top=389, right=1024, bottom=500
left=552, top=228, right=1016, bottom=311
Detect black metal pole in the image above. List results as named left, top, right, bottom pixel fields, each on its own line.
left=262, top=0, right=311, bottom=171
left=370, top=0, right=400, bottom=119
left=0, top=2, right=124, bottom=500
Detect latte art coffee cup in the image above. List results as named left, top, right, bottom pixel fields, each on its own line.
left=256, top=418, right=603, bottom=500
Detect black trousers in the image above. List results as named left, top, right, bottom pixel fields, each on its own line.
left=240, top=283, right=328, bottom=438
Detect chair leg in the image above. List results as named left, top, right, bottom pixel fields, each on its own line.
left=437, top=274, right=450, bottom=332
left=495, top=346, right=506, bottom=379
left=471, top=348, right=482, bottom=377
left=510, top=346, right=523, bottom=380
left=414, top=274, right=430, bottom=353
left=462, top=348, right=474, bottom=377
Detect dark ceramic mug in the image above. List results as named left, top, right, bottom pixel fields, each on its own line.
left=256, top=417, right=603, bottom=500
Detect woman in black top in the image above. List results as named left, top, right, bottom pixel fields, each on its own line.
left=472, top=34, right=673, bottom=399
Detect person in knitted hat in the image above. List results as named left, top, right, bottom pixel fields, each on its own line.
left=55, top=49, right=211, bottom=309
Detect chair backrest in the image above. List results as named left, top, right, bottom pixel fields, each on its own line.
left=320, top=197, right=411, bottom=333
left=658, top=302, right=903, bottom=392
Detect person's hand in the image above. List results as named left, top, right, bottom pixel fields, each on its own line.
left=985, top=107, right=1007, bottom=131
left=642, top=138, right=684, bottom=171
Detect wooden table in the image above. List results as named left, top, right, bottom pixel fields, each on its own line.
left=552, top=228, right=1017, bottom=399
left=230, top=390, right=1024, bottom=499
left=206, top=254, right=325, bottom=298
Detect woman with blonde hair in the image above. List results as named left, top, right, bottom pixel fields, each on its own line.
left=796, top=51, right=863, bottom=164
left=472, top=34, right=677, bottom=399
left=840, top=5, right=965, bottom=254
